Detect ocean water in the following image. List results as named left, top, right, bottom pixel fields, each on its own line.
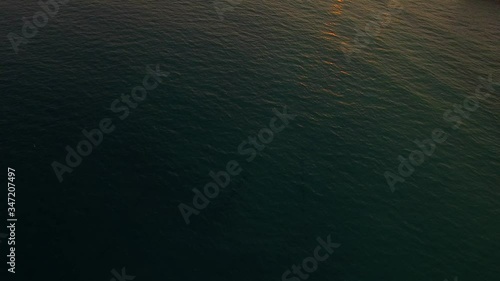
left=0, top=0, right=499, bottom=280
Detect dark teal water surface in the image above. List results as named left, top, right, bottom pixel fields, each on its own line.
left=1, top=0, right=499, bottom=280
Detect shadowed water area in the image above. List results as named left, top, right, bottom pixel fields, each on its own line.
left=0, top=0, right=499, bottom=280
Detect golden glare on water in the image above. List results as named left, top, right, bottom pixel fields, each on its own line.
left=324, top=0, right=344, bottom=39
left=331, top=0, right=343, bottom=15
left=322, top=0, right=353, bottom=73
